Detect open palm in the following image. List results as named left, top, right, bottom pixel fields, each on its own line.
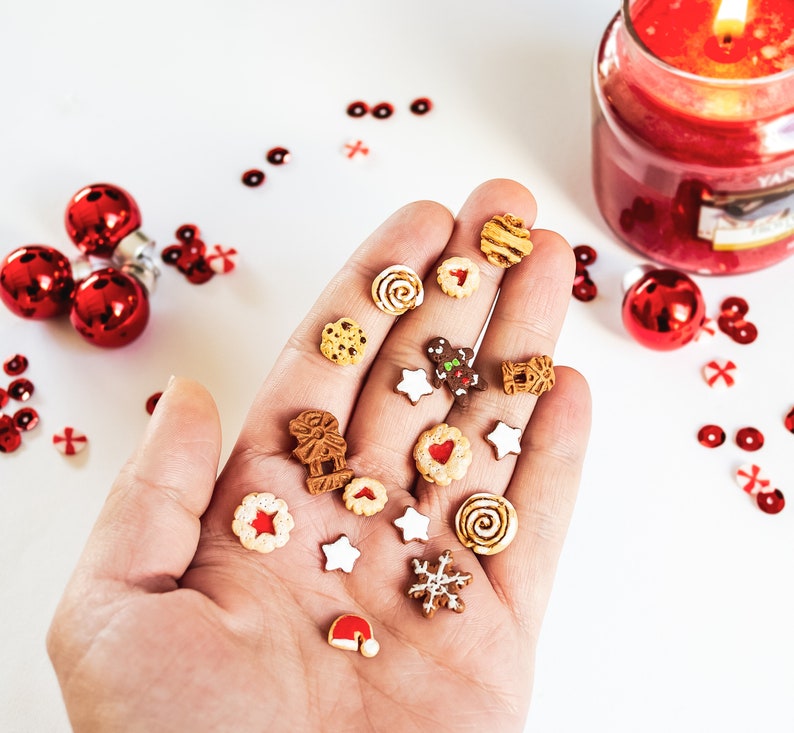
left=48, top=179, right=591, bottom=732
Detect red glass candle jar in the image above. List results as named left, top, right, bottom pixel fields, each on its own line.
left=592, top=0, right=794, bottom=274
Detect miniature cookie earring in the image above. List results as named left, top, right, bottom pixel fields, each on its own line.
left=0, top=183, right=159, bottom=348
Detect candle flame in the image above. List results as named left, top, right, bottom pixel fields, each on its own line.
left=713, top=0, right=749, bottom=40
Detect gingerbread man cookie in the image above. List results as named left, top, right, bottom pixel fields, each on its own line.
left=426, top=337, right=487, bottom=407
left=320, top=317, right=368, bottom=365
left=413, top=423, right=472, bottom=486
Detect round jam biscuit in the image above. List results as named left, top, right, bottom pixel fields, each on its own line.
left=413, top=423, right=472, bottom=486
left=436, top=256, right=480, bottom=298
left=371, top=264, right=424, bottom=315
left=232, top=492, right=294, bottom=554
left=320, top=317, right=368, bottom=365
left=343, top=477, right=389, bottom=516
left=454, top=493, right=517, bottom=556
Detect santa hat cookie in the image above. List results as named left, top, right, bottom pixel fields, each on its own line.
left=327, top=614, right=380, bottom=658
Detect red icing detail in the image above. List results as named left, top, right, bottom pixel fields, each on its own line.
left=354, top=487, right=377, bottom=501
left=428, top=440, right=454, bottom=464
left=331, top=614, right=371, bottom=642
left=251, top=510, right=276, bottom=536
left=449, top=268, right=468, bottom=287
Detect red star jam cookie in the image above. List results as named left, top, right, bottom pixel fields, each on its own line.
left=342, top=477, right=389, bottom=516
left=413, top=423, right=472, bottom=486
left=436, top=256, right=480, bottom=298
left=232, top=492, right=294, bottom=554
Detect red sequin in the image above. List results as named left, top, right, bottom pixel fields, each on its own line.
left=371, top=102, right=394, bottom=119
left=572, top=273, right=597, bottom=302
left=0, top=388, right=7, bottom=409
left=720, top=296, right=749, bottom=318
left=242, top=169, right=265, bottom=187
left=8, top=378, right=33, bottom=401
left=785, top=406, right=794, bottom=434
left=729, top=319, right=758, bottom=345
left=146, top=392, right=163, bottom=415
left=0, top=414, right=22, bottom=453
left=266, top=147, right=290, bottom=165
left=736, top=426, right=764, bottom=451
left=3, top=354, right=28, bottom=376
left=409, top=97, right=433, bottom=115
left=13, top=407, right=38, bottom=431
left=176, top=224, right=198, bottom=242
left=573, top=245, right=597, bottom=266
left=757, top=489, right=785, bottom=514
left=346, top=101, right=369, bottom=117
left=697, top=424, right=725, bottom=448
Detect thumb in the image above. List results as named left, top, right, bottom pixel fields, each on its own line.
left=75, top=376, right=222, bottom=593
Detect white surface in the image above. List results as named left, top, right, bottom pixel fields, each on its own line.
left=1, top=1, right=793, bottom=731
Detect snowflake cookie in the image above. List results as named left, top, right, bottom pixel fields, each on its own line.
left=232, top=492, right=295, bottom=554
left=407, top=549, right=473, bottom=618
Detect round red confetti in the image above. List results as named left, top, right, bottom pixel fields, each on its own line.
left=0, top=388, right=7, bottom=410
left=4, top=354, right=28, bottom=376
left=13, top=407, right=38, bottom=431
left=8, top=378, right=33, bottom=401
left=697, top=424, right=725, bottom=448
left=409, top=97, right=433, bottom=115
left=729, top=319, right=758, bottom=345
left=161, top=244, right=182, bottom=265
left=785, top=406, right=794, bottom=433
left=736, top=426, right=764, bottom=451
left=346, top=100, right=369, bottom=117
left=266, top=147, right=290, bottom=165
left=371, top=102, right=394, bottom=119
left=241, top=169, right=265, bottom=187
left=146, top=392, right=162, bottom=415
left=757, top=489, right=785, bottom=514
left=176, top=224, right=198, bottom=242
left=573, top=244, right=597, bottom=266
left=572, top=273, right=597, bottom=302
left=720, top=296, right=749, bottom=318
left=0, top=414, right=22, bottom=453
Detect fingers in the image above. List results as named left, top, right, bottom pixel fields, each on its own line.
left=232, top=199, right=455, bottom=459
left=484, top=367, right=592, bottom=635
left=68, top=377, right=222, bottom=592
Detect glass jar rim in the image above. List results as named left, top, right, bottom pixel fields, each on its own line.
left=622, top=0, right=794, bottom=87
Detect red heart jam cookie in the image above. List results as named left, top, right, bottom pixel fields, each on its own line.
left=343, top=477, right=389, bottom=516
left=428, top=440, right=454, bottom=464
left=413, top=423, right=472, bottom=486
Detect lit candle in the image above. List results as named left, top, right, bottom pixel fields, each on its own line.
left=592, top=0, right=794, bottom=274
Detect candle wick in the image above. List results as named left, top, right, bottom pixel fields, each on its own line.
left=721, top=32, right=733, bottom=46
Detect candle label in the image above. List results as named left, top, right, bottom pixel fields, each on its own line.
left=697, top=181, right=794, bottom=250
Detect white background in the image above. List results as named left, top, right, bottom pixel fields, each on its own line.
left=1, top=1, right=793, bottom=731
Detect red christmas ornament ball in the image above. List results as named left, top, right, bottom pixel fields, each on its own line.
left=65, top=183, right=142, bottom=258
left=69, top=267, right=149, bottom=347
left=0, top=245, right=75, bottom=318
left=622, top=267, right=705, bottom=350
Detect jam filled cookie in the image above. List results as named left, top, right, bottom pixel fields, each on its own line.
left=436, top=256, right=480, bottom=298
left=343, top=477, right=389, bottom=516
left=413, top=422, right=472, bottom=486
left=232, top=492, right=295, bottom=554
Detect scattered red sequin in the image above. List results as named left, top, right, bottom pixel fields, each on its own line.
left=13, top=407, right=38, bottom=431
left=572, top=245, right=598, bottom=302
left=0, top=414, right=22, bottom=453
left=757, top=489, right=785, bottom=514
left=3, top=354, right=28, bottom=376
left=717, top=296, right=757, bottom=344
left=371, top=102, right=394, bottom=119
left=8, top=378, right=33, bottom=401
left=52, top=426, right=88, bottom=456
left=266, top=147, right=290, bottom=165
left=161, top=225, right=227, bottom=285
left=242, top=169, right=265, bottom=187
left=785, top=406, right=794, bottom=434
left=736, top=426, right=764, bottom=451
left=409, top=97, right=433, bottom=115
left=346, top=101, right=369, bottom=117
left=146, top=392, right=163, bottom=415
left=0, top=388, right=7, bottom=410
left=697, top=424, right=725, bottom=448
left=344, top=140, right=370, bottom=159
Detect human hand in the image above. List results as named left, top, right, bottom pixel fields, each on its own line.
left=48, top=179, right=591, bottom=732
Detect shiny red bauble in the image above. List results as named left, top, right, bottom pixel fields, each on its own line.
left=622, top=267, right=706, bottom=350
left=69, top=268, right=150, bottom=347
left=65, top=183, right=142, bottom=258
left=0, top=245, right=75, bottom=318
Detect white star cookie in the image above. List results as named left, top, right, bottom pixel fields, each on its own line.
left=485, top=421, right=522, bottom=460
left=393, top=506, right=431, bottom=543
left=322, top=535, right=361, bottom=573
left=395, top=367, right=434, bottom=405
